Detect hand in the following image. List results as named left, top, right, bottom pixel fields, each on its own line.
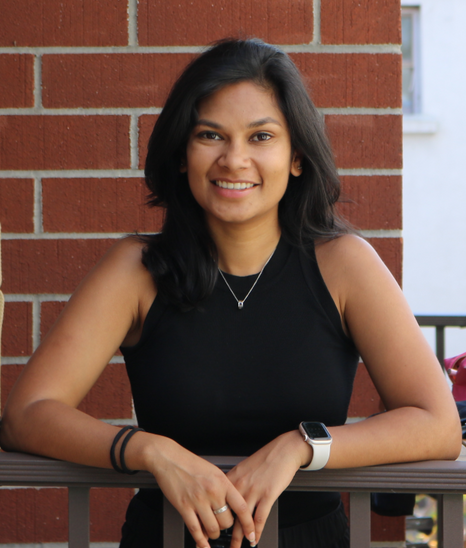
left=148, top=438, right=256, bottom=548
left=226, top=430, right=311, bottom=547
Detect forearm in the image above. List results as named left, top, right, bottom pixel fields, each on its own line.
left=326, top=406, right=462, bottom=469
left=0, top=399, right=170, bottom=473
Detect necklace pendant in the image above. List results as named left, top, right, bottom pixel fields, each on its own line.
left=238, top=301, right=244, bottom=310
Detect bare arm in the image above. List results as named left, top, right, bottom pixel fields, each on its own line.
left=0, top=238, right=256, bottom=548
left=319, top=235, right=461, bottom=467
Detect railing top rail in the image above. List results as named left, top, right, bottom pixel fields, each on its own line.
left=2, top=452, right=466, bottom=494
left=415, top=315, right=466, bottom=327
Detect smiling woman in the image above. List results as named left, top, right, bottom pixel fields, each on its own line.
left=0, top=38, right=461, bottom=548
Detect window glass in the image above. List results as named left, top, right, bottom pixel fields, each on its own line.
left=402, top=8, right=419, bottom=114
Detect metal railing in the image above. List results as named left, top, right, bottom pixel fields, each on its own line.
left=416, top=315, right=466, bottom=366
left=0, top=452, right=465, bottom=548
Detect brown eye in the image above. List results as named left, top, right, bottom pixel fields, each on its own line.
left=251, top=132, right=272, bottom=142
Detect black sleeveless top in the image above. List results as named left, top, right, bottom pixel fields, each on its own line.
left=121, top=237, right=359, bottom=527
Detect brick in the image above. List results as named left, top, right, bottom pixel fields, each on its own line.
left=42, top=178, right=163, bottom=233
left=337, top=176, right=402, bottom=230
left=43, top=54, right=196, bottom=109
left=0, top=0, right=127, bottom=47
left=325, top=115, right=402, bottom=169
left=0, top=55, right=34, bottom=108
left=347, top=362, right=382, bottom=417
left=138, top=0, right=313, bottom=46
left=89, top=488, right=135, bottom=541
left=367, top=237, right=402, bottom=285
left=40, top=301, right=67, bottom=340
left=321, top=0, right=401, bottom=45
left=0, top=116, right=130, bottom=170
left=371, top=512, right=405, bottom=542
left=1, top=302, right=33, bottom=356
left=0, top=488, right=67, bottom=542
left=0, top=178, right=34, bottom=233
left=2, top=239, right=115, bottom=294
left=0, top=487, right=133, bottom=542
left=1, top=364, right=24, bottom=411
left=1, top=363, right=132, bottom=419
left=139, top=115, right=158, bottom=169
left=78, top=363, right=133, bottom=419
left=291, top=53, right=401, bottom=109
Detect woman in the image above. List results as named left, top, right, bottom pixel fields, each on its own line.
left=0, top=39, right=461, bottom=548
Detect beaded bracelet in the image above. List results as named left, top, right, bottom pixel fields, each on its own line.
left=110, top=425, right=145, bottom=474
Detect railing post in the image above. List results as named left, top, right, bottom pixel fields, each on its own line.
left=349, top=492, right=371, bottom=548
left=436, top=325, right=446, bottom=367
left=437, top=494, right=463, bottom=548
left=68, top=486, right=90, bottom=548
left=163, top=496, right=185, bottom=548
left=260, top=500, right=278, bottom=548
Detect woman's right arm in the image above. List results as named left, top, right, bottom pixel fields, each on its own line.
left=0, top=238, right=255, bottom=548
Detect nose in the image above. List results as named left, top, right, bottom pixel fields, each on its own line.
left=217, top=139, right=250, bottom=171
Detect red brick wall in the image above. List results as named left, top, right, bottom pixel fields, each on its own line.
left=0, top=0, right=403, bottom=543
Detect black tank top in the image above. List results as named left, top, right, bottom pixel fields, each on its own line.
left=121, top=236, right=359, bottom=527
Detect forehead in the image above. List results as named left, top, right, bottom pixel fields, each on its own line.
left=196, top=81, right=286, bottom=124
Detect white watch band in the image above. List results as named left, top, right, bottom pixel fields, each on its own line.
left=300, top=440, right=331, bottom=470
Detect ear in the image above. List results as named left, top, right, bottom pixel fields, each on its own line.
left=290, top=152, right=303, bottom=177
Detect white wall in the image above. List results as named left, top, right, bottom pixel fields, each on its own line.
left=402, top=0, right=466, bottom=356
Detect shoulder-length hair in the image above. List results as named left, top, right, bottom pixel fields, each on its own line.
left=142, top=38, right=350, bottom=310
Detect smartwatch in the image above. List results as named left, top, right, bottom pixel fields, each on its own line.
left=299, top=421, right=332, bottom=471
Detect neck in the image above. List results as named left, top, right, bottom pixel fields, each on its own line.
left=209, top=219, right=281, bottom=276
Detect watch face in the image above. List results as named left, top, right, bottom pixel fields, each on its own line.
left=301, top=421, right=331, bottom=440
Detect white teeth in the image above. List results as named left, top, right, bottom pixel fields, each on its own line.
left=215, top=180, right=255, bottom=189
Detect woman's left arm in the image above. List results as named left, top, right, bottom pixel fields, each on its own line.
left=227, top=235, right=462, bottom=547
left=320, top=234, right=461, bottom=467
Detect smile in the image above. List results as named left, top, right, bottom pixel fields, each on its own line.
left=213, top=180, right=256, bottom=190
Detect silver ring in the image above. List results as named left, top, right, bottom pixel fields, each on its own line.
left=213, top=504, right=229, bottom=515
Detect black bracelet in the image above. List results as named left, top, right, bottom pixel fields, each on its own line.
left=110, top=425, right=143, bottom=474
left=120, top=427, right=145, bottom=474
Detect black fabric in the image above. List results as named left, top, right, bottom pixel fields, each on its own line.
left=121, top=236, right=359, bottom=533
left=120, top=492, right=349, bottom=548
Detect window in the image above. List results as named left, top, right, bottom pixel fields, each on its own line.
left=402, top=7, right=420, bottom=114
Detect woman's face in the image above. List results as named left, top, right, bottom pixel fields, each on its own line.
left=184, top=81, right=301, bottom=231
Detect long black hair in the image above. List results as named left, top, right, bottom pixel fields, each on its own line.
left=142, top=38, right=350, bottom=310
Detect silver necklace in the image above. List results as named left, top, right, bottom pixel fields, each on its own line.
left=218, top=247, right=276, bottom=310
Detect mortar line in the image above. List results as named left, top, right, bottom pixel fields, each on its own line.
left=0, top=107, right=399, bottom=116
left=127, top=0, right=139, bottom=46
left=33, top=54, right=42, bottom=108
left=312, top=0, right=321, bottom=45
left=0, top=107, right=161, bottom=115
left=32, top=296, right=41, bottom=351
left=4, top=294, right=71, bottom=302
left=0, top=44, right=401, bottom=54
left=130, top=114, right=139, bottom=170
left=33, top=177, right=43, bottom=234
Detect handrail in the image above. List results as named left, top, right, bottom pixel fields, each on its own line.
left=415, top=315, right=466, bottom=366
left=0, top=452, right=464, bottom=548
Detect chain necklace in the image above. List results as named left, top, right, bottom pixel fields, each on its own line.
left=218, top=247, right=277, bottom=310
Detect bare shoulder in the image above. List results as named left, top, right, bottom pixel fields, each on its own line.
left=314, top=234, right=393, bottom=318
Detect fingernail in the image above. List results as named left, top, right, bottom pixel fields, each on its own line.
left=248, top=533, right=255, bottom=542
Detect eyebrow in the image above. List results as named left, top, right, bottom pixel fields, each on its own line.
left=195, top=117, right=283, bottom=129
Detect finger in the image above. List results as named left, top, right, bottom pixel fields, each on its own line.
left=213, top=506, right=235, bottom=531
left=227, top=490, right=256, bottom=546
left=230, top=518, right=247, bottom=548
left=197, top=504, right=223, bottom=540
left=252, top=500, right=273, bottom=545
left=182, top=510, right=211, bottom=548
